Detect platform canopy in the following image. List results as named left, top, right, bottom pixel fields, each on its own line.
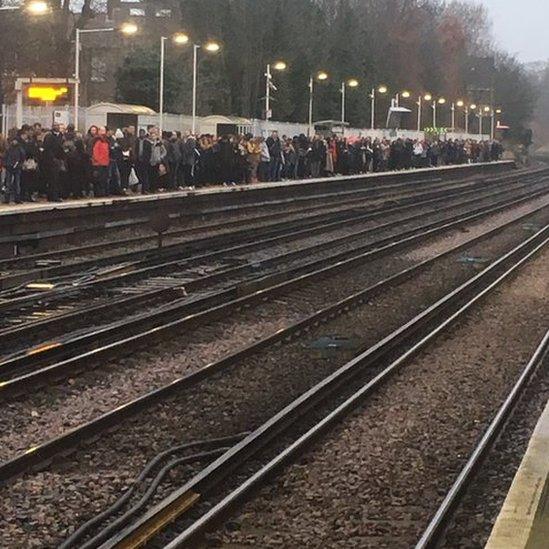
left=86, top=102, right=157, bottom=115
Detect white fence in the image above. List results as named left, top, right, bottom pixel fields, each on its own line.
left=1, top=104, right=490, bottom=141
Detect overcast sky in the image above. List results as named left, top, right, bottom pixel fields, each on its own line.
left=478, top=0, right=548, bottom=63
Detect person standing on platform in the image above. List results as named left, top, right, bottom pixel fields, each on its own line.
left=266, top=131, right=282, bottom=181
left=134, top=128, right=152, bottom=194
left=90, top=126, right=110, bottom=197
left=3, top=136, right=25, bottom=204
left=149, top=127, right=167, bottom=192
left=42, top=123, right=66, bottom=202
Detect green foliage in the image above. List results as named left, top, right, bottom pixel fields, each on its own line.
left=0, top=0, right=539, bottom=134
left=115, top=47, right=185, bottom=112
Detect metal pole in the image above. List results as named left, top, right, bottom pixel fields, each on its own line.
left=490, top=110, right=495, bottom=140
left=73, top=28, right=114, bottom=131
left=74, top=29, right=80, bottom=130
left=465, top=107, right=469, bottom=135
left=159, top=36, right=166, bottom=134
left=451, top=103, right=455, bottom=131
left=308, top=76, right=314, bottom=137
left=478, top=113, right=483, bottom=137
left=192, top=44, right=199, bottom=134
left=371, top=88, right=375, bottom=130
left=265, top=63, right=271, bottom=120
left=432, top=101, right=436, bottom=128
left=341, top=82, right=345, bottom=135
left=417, top=95, right=422, bottom=132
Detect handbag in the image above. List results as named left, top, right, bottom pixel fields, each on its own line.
left=128, top=166, right=139, bottom=186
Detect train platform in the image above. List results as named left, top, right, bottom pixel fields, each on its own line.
left=486, top=399, right=549, bottom=549
left=0, top=161, right=515, bottom=218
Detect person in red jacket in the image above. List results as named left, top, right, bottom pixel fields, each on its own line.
left=91, top=126, right=110, bottom=197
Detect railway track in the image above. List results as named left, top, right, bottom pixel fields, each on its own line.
left=1, top=175, right=549, bottom=395
left=107, top=221, right=548, bottom=549
left=1, top=162, right=513, bottom=258
left=1, top=191, right=548, bottom=547
left=0, top=172, right=546, bottom=336
left=415, top=329, right=549, bottom=548
left=0, top=172, right=475, bottom=271
left=0, top=170, right=533, bottom=299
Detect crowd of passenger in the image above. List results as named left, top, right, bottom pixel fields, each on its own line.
left=0, top=122, right=504, bottom=204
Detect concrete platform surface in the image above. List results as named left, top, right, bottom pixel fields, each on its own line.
left=486, top=399, right=549, bottom=549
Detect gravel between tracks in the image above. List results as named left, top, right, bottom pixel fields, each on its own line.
left=0, top=194, right=547, bottom=463
left=440, top=357, right=549, bottom=548
left=2, top=181, right=543, bottom=358
left=1, top=196, right=549, bottom=462
left=207, top=243, right=549, bottom=549
left=1, top=201, right=548, bottom=547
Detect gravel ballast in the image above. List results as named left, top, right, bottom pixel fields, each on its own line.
left=1, top=202, right=548, bottom=547
left=206, top=243, right=549, bottom=548
left=2, top=196, right=549, bottom=464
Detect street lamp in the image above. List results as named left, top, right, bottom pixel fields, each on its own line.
left=477, top=106, right=491, bottom=137
left=159, top=32, right=190, bottom=134
left=370, top=84, right=387, bottom=130
left=192, top=41, right=221, bottom=134
left=25, top=0, right=49, bottom=14
left=417, top=93, right=432, bottom=132
left=264, top=60, right=287, bottom=121
left=74, top=22, right=138, bottom=130
left=308, top=71, right=328, bottom=137
left=0, top=0, right=50, bottom=13
left=432, top=97, right=446, bottom=128
left=341, top=78, right=358, bottom=135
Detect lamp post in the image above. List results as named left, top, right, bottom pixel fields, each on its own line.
left=158, top=32, right=189, bottom=134
left=468, top=104, right=477, bottom=135
left=74, top=22, right=138, bottom=131
left=417, top=93, right=431, bottom=132
left=432, top=97, right=446, bottom=128
left=192, top=41, right=220, bottom=134
left=370, top=85, right=387, bottom=130
left=308, top=71, right=328, bottom=137
left=395, top=89, right=410, bottom=107
left=490, top=107, right=501, bottom=140
left=493, top=108, right=502, bottom=140
left=341, top=78, right=358, bottom=135
left=454, top=100, right=464, bottom=132
left=264, top=60, right=286, bottom=121
left=0, top=0, right=50, bottom=13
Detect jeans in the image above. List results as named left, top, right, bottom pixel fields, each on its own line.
left=108, top=161, right=121, bottom=195
left=5, top=167, right=22, bottom=203
left=268, top=158, right=281, bottom=181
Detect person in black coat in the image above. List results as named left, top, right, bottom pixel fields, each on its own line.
left=4, top=137, right=26, bottom=204
left=134, top=129, right=152, bottom=193
left=19, top=127, right=39, bottom=201
left=42, top=123, right=66, bottom=202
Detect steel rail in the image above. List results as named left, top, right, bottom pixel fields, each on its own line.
left=0, top=172, right=538, bottom=322
left=0, top=160, right=517, bottom=259
left=2, top=183, right=548, bottom=389
left=1, top=202, right=548, bottom=485
left=0, top=175, right=449, bottom=268
left=0, top=169, right=527, bottom=294
left=137, top=227, right=549, bottom=549
left=0, top=173, right=482, bottom=277
left=415, top=328, right=549, bottom=549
